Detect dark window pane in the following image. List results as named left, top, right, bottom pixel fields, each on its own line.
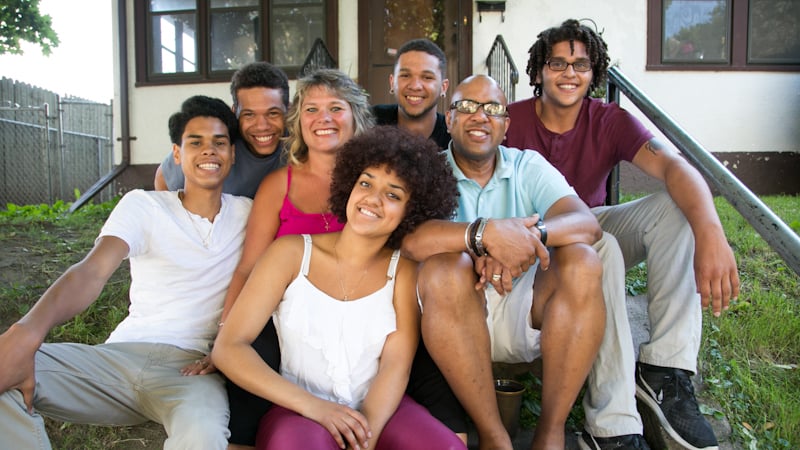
left=211, top=9, right=261, bottom=71
left=151, top=13, right=197, bottom=74
left=210, top=0, right=258, bottom=6
left=270, top=2, right=325, bottom=67
left=662, top=0, right=729, bottom=63
left=151, top=0, right=195, bottom=12
left=748, top=0, right=800, bottom=63
left=272, top=0, right=317, bottom=5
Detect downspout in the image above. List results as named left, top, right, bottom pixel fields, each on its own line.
left=69, top=0, right=131, bottom=213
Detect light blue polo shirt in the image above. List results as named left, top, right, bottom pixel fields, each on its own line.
left=444, top=143, right=577, bottom=223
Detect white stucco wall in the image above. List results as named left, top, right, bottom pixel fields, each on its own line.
left=471, top=0, right=800, bottom=154
left=115, top=0, right=799, bottom=166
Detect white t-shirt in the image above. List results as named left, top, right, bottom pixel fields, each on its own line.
left=101, top=189, right=251, bottom=353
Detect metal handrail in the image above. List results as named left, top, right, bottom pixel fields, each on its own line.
left=486, top=35, right=519, bottom=101
left=299, top=38, right=337, bottom=77
left=606, top=66, right=800, bottom=275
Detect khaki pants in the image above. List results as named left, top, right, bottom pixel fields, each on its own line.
left=584, top=191, right=701, bottom=437
left=0, top=342, right=230, bottom=450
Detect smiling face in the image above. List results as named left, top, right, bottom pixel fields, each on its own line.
left=235, top=87, right=286, bottom=156
left=299, top=86, right=356, bottom=155
left=390, top=50, right=449, bottom=120
left=446, top=76, right=510, bottom=164
left=346, top=164, right=409, bottom=237
left=173, top=116, right=234, bottom=190
left=536, top=40, right=593, bottom=109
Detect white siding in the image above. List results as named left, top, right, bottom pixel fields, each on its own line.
left=471, top=0, right=800, bottom=154
left=115, top=0, right=799, bottom=166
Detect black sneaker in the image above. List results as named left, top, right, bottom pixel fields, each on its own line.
left=578, top=431, right=650, bottom=450
left=635, top=362, right=719, bottom=450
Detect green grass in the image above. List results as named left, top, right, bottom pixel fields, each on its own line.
left=514, top=195, right=800, bottom=449
left=0, top=198, right=163, bottom=449
left=2, top=195, right=799, bottom=449
left=700, top=196, right=800, bottom=449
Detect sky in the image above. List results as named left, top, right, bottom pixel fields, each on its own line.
left=0, top=0, right=114, bottom=103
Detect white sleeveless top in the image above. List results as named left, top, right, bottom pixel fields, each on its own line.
left=274, top=234, right=401, bottom=409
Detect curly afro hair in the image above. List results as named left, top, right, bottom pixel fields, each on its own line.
left=526, top=18, right=610, bottom=97
left=329, top=126, right=459, bottom=249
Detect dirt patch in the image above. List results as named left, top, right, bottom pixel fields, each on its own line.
left=1, top=220, right=166, bottom=448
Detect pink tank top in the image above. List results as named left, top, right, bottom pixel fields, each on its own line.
left=274, top=165, right=344, bottom=239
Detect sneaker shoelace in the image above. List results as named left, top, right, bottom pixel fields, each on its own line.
left=664, top=369, right=704, bottom=418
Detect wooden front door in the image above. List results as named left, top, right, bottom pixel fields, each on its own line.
left=357, top=0, right=473, bottom=107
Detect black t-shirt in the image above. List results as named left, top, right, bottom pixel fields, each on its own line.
left=371, top=104, right=451, bottom=149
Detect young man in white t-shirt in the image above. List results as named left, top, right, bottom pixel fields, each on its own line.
left=0, top=95, right=252, bottom=450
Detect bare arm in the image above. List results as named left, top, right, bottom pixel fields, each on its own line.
left=0, top=236, right=127, bottom=409
left=402, top=193, right=599, bottom=280
left=212, top=236, right=370, bottom=450
left=402, top=216, right=545, bottom=277
left=535, top=195, right=602, bottom=248
left=359, top=258, right=419, bottom=447
left=153, top=164, right=169, bottom=191
left=219, top=168, right=287, bottom=321
left=481, top=195, right=601, bottom=293
left=632, top=138, right=739, bottom=315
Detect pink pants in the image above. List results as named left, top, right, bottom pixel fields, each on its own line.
left=255, top=395, right=466, bottom=450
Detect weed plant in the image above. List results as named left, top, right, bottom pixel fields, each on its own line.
left=1, top=195, right=798, bottom=449
left=516, top=195, right=799, bottom=450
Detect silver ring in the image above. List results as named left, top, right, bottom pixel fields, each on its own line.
left=492, top=274, right=501, bottom=281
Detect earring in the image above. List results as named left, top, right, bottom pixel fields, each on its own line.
left=441, top=93, right=446, bottom=98
left=389, top=89, right=395, bottom=95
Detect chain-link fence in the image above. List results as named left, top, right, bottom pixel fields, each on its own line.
left=0, top=78, right=114, bottom=207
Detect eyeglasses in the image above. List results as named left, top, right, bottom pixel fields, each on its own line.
left=545, top=59, right=592, bottom=72
left=449, top=99, right=507, bottom=117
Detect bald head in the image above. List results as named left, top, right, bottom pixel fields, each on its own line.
left=452, top=75, right=508, bottom=106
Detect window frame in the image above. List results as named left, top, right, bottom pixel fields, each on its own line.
left=134, top=0, right=338, bottom=86
left=646, top=0, right=800, bottom=71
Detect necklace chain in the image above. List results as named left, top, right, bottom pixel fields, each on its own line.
left=333, top=239, right=369, bottom=301
left=321, top=212, right=331, bottom=232
left=179, top=190, right=214, bottom=248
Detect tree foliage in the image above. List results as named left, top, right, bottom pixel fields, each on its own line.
left=0, top=0, right=60, bottom=56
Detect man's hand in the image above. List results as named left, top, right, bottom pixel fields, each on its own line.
left=482, top=215, right=549, bottom=277
left=0, top=323, right=42, bottom=413
left=180, top=354, right=218, bottom=376
left=474, top=256, right=515, bottom=295
left=694, top=228, right=740, bottom=317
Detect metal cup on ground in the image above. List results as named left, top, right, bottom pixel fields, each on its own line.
left=494, top=378, right=525, bottom=438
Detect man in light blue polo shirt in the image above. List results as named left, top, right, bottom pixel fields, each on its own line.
left=402, top=74, right=610, bottom=450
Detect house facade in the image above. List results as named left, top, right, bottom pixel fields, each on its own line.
left=111, top=0, right=800, bottom=194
